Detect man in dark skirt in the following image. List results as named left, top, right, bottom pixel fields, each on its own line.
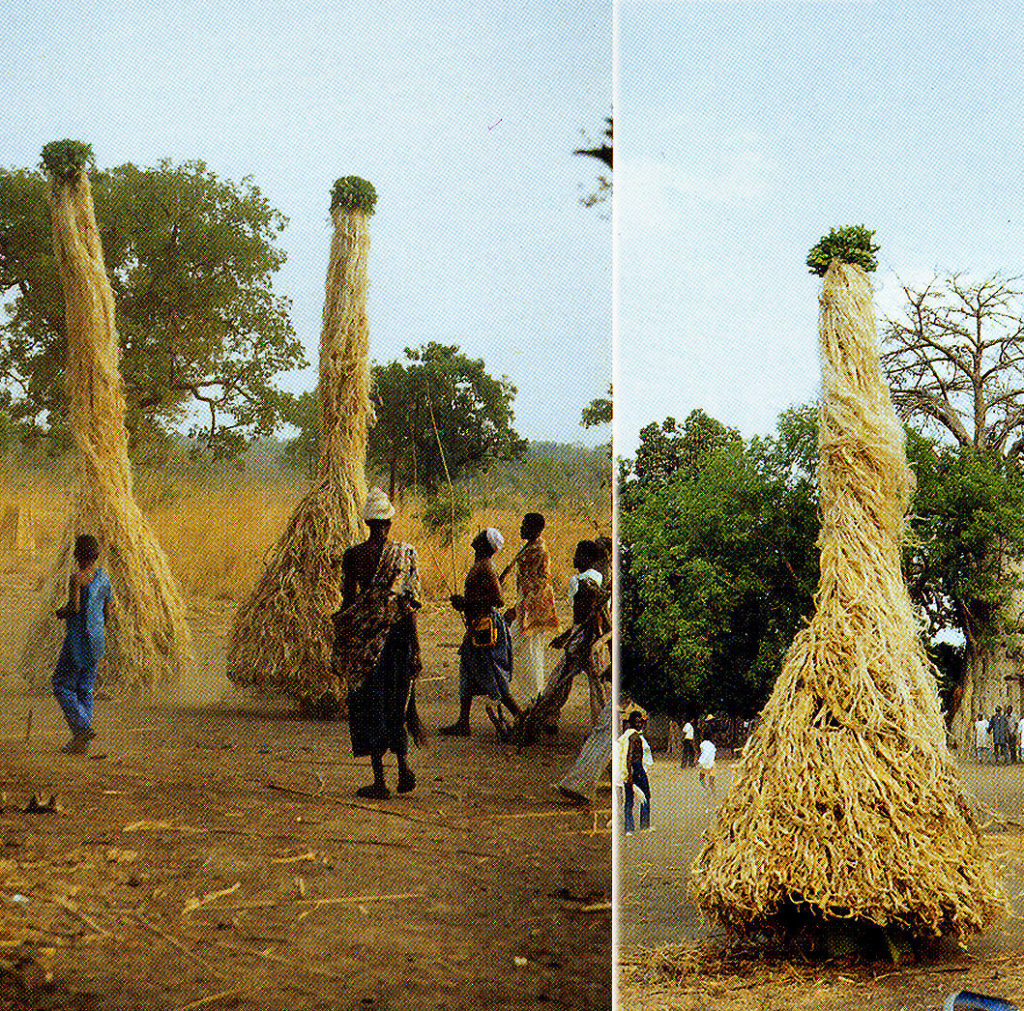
left=333, top=489, right=424, bottom=799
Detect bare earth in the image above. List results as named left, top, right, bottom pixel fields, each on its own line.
left=619, top=756, right=1024, bottom=1010
left=0, top=558, right=611, bottom=1011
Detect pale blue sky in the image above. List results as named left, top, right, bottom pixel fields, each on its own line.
left=618, top=2, right=1024, bottom=453
left=3, top=0, right=611, bottom=447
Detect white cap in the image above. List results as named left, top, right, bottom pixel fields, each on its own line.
left=364, top=488, right=395, bottom=521
left=484, top=527, right=504, bottom=553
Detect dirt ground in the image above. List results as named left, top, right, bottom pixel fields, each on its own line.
left=0, top=558, right=611, bottom=1011
left=618, top=756, right=1024, bottom=1010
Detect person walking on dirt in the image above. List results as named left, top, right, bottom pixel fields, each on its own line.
left=440, top=528, right=523, bottom=738
left=53, top=534, right=112, bottom=755
left=617, top=712, right=652, bottom=835
left=1008, top=706, right=1018, bottom=763
left=502, top=513, right=559, bottom=700
left=680, top=718, right=696, bottom=768
left=698, top=736, right=717, bottom=800
left=976, top=713, right=990, bottom=763
left=990, top=707, right=1009, bottom=765
left=332, top=489, right=425, bottom=799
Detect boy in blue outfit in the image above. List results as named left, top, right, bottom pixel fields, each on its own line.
left=53, top=534, right=112, bottom=755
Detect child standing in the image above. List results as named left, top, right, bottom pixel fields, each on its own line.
left=53, top=535, right=112, bottom=754
left=698, top=734, right=717, bottom=800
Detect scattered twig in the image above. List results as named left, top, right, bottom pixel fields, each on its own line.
left=489, top=810, right=584, bottom=820
left=270, top=852, right=318, bottom=865
left=192, top=891, right=426, bottom=914
left=196, top=937, right=357, bottom=980
left=173, top=990, right=243, bottom=1011
left=325, top=837, right=412, bottom=851
left=47, top=896, right=111, bottom=937
left=127, top=912, right=224, bottom=976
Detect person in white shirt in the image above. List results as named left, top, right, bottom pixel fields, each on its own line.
left=1017, top=714, right=1024, bottom=765
left=616, top=712, right=653, bottom=834
left=975, top=713, right=990, bottom=763
left=680, top=719, right=695, bottom=768
left=698, top=737, right=716, bottom=798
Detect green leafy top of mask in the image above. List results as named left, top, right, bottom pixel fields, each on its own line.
left=330, top=176, right=377, bottom=216
left=807, top=225, right=879, bottom=276
left=40, top=140, right=95, bottom=184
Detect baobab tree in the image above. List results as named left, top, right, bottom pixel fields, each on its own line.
left=882, top=273, right=1024, bottom=751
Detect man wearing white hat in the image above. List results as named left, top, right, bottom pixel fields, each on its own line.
left=440, top=527, right=524, bottom=737
left=332, top=488, right=424, bottom=798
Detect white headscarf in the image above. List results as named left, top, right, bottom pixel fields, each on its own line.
left=484, top=527, right=504, bottom=553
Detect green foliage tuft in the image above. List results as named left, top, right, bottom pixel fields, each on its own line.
left=330, top=176, right=377, bottom=215
left=40, top=140, right=95, bottom=184
left=806, top=225, right=879, bottom=276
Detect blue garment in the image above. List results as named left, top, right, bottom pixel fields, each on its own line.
left=458, top=609, right=514, bottom=704
left=52, top=568, right=111, bottom=733
left=624, top=758, right=650, bottom=833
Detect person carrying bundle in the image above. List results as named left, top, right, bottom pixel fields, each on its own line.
left=332, top=489, right=424, bottom=799
left=440, top=528, right=524, bottom=737
left=502, top=512, right=559, bottom=700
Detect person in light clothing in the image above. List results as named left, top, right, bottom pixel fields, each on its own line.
left=975, top=713, right=990, bottom=763
left=680, top=719, right=695, bottom=768
left=698, top=736, right=716, bottom=798
left=502, top=513, right=559, bottom=699
left=617, top=712, right=652, bottom=834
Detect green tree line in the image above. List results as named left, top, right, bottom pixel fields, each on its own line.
left=620, top=405, right=1024, bottom=728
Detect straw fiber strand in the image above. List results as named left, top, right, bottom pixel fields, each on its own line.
left=225, top=204, right=372, bottom=709
left=691, top=261, right=1007, bottom=940
left=19, top=169, right=192, bottom=691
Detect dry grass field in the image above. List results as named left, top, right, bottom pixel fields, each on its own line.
left=0, top=456, right=610, bottom=606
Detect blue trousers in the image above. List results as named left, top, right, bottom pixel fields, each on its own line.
left=624, top=759, right=650, bottom=832
left=52, top=640, right=98, bottom=733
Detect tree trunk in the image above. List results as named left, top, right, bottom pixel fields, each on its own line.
left=666, top=717, right=684, bottom=758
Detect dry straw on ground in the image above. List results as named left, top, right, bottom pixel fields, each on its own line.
left=692, top=256, right=1008, bottom=940
left=225, top=178, right=376, bottom=710
left=19, top=143, right=191, bottom=692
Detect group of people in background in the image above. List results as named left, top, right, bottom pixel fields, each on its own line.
left=974, top=706, right=1024, bottom=764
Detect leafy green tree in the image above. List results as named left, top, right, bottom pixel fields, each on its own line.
left=581, top=384, right=612, bottom=429
left=0, top=159, right=304, bottom=459
left=621, top=401, right=1024, bottom=733
left=882, top=274, right=1024, bottom=744
left=619, top=409, right=741, bottom=513
left=368, top=343, right=526, bottom=499
left=359, top=343, right=525, bottom=500
left=620, top=407, right=819, bottom=722
left=904, top=430, right=1024, bottom=708
left=277, top=390, right=319, bottom=477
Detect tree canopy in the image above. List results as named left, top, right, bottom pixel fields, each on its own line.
left=621, top=403, right=1024, bottom=722
left=883, top=274, right=1024, bottom=457
left=283, top=343, right=526, bottom=498
left=0, top=158, right=303, bottom=459
left=620, top=406, right=818, bottom=719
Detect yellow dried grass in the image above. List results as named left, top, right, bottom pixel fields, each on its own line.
left=18, top=169, right=191, bottom=691
left=224, top=204, right=372, bottom=707
left=691, top=261, right=1008, bottom=939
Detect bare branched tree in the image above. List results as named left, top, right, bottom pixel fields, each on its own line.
left=882, top=274, right=1024, bottom=454
left=882, top=273, right=1024, bottom=748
